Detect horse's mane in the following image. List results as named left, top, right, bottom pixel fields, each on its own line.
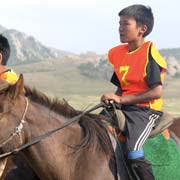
left=24, top=86, right=113, bottom=156
left=24, top=86, right=77, bottom=118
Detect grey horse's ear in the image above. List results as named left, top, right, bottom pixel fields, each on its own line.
left=9, top=74, right=24, bottom=100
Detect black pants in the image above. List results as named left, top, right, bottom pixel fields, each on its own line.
left=121, top=105, right=162, bottom=158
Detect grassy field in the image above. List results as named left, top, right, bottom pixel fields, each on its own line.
left=12, top=58, right=180, bottom=117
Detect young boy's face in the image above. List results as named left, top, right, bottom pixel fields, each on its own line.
left=119, top=16, right=144, bottom=44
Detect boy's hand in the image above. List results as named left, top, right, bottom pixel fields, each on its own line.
left=101, top=92, right=121, bottom=105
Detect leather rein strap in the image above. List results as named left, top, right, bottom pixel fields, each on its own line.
left=0, top=102, right=105, bottom=158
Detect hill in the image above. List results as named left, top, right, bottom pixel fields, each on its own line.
left=160, top=48, right=180, bottom=60
left=0, top=25, right=74, bottom=65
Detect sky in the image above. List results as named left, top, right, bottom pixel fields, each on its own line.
left=0, top=0, right=179, bottom=54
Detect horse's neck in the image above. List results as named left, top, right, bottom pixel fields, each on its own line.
left=24, top=100, right=83, bottom=146
left=26, top=101, right=66, bottom=133
left=21, top=101, right=120, bottom=180
left=23, top=101, right=83, bottom=179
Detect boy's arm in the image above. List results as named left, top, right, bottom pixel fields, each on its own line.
left=119, top=84, right=162, bottom=105
left=101, top=84, right=162, bottom=105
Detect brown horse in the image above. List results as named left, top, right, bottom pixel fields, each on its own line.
left=169, top=117, right=180, bottom=147
left=0, top=75, right=129, bottom=180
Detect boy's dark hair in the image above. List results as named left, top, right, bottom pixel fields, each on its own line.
left=118, top=4, right=154, bottom=37
left=0, top=34, right=10, bottom=65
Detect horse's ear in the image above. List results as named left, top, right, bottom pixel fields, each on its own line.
left=9, top=74, right=24, bottom=100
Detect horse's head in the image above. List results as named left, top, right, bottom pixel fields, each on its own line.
left=0, top=74, right=26, bottom=152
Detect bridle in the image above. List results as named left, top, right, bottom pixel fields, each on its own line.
left=0, top=98, right=105, bottom=158
left=0, top=97, right=29, bottom=148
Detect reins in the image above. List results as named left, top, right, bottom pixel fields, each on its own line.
left=0, top=100, right=105, bottom=158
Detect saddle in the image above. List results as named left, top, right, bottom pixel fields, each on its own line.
left=114, top=108, right=174, bottom=138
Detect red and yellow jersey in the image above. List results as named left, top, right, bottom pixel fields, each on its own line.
left=0, top=69, right=18, bottom=84
left=108, top=41, right=167, bottom=111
